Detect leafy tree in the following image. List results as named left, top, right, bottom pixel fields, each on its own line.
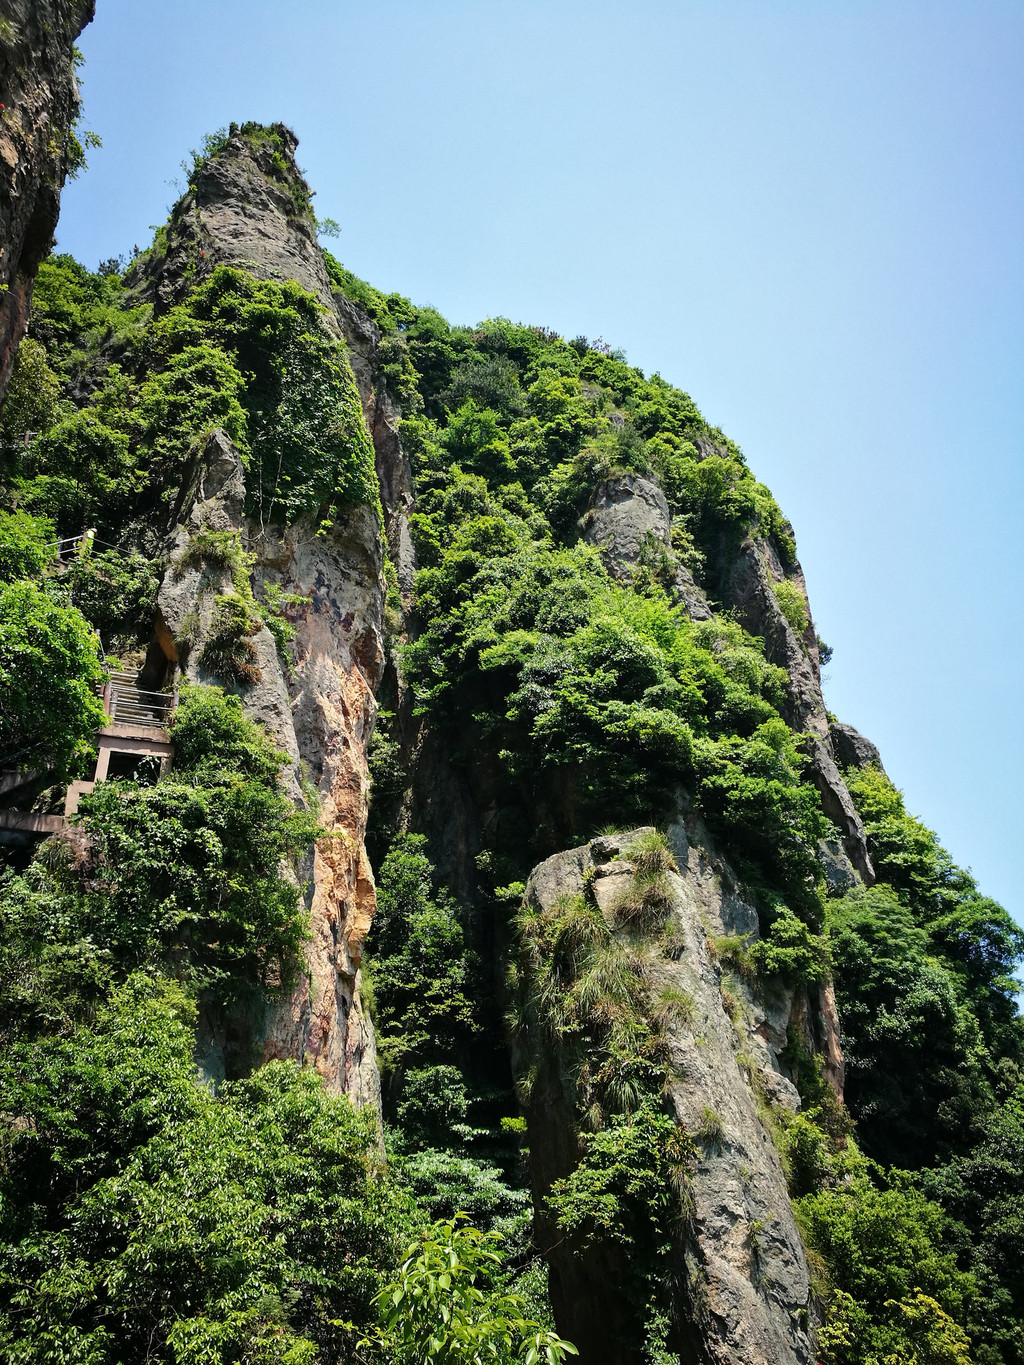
left=0, top=579, right=106, bottom=772
left=920, top=1085, right=1024, bottom=1365
left=827, top=886, right=992, bottom=1167
left=0, top=976, right=411, bottom=1364
left=366, top=834, right=477, bottom=1075
left=373, top=1219, right=577, bottom=1365
left=797, top=1180, right=976, bottom=1365
left=61, top=546, right=160, bottom=643
left=0, top=510, right=55, bottom=583
left=20, top=408, right=136, bottom=532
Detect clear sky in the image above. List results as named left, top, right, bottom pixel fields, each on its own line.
left=60, top=0, right=1023, bottom=922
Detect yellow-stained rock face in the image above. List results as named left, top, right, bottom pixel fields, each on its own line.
left=256, top=509, right=385, bottom=1101
left=155, top=439, right=386, bottom=1098
left=139, top=125, right=395, bottom=1102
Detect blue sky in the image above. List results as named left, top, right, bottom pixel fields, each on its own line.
left=61, top=0, right=1023, bottom=921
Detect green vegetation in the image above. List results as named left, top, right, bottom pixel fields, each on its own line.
left=0, top=578, right=107, bottom=773
left=1, top=117, right=1021, bottom=1363
left=805, top=763, right=1024, bottom=1364
left=1, top=254, right=379, bottom=538
left=0, top=686, right=317, bottom=1036
left=0, top=977, right=410, bottom=1363
left=372, top=1219, right=577, bottom=1364
left=771, top=576, right=809, bottom=634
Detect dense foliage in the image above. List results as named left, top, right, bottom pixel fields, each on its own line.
left=0, top=252, right=379, bottom=539
left=341, top=272, right=1023, bottom=1363
left=0, top=576, right=107, bottom=773
left=0, top=977, right=409, bottom=1363
left=0, top=118, right=1020, bottom=1364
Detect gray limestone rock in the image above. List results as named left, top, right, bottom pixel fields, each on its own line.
left=830, top=721, right=884, bottom=774
left=817, top=836, right=859, bottom=896
left=126, top=123, right=337, bottom=323
left=582, top=474, right=673, bottom=574
left=519, top=829, right=829, bottom=1365
left=582, top=474, right=713, bottom=620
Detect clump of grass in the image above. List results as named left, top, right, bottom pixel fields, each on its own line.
left=713, top=933, right=754, bottom=978
left=720, top=985, right=740, bottom=1022
left=627, top=827, right=678, bottom=876
left=200, top=592, right=262, bottom=684
left=652, top=984, right=695, bottom=1031
left=178, top=527, right=251, bottom=577
left=696, top=1105, right=725, bottom=1151
left=614, top=870, right=672, bottom=935
left=660, top=918, right=687, bottom=960
left=572, top=939, right=645, bottom=1023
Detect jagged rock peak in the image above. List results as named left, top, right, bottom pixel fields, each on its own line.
left=127, top=120, right=337, bottom=317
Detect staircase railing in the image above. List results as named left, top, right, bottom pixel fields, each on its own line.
left=102, top=671, right=175, bottom=729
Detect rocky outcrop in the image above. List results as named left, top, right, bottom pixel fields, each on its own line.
left=578, top=474, right=871, bottom=881
left=135, top=130, right=391, bottom=1099
left=583, top=473, right=713, bottom=620
left=127, top=123, right=337, bottom=322
left=727, top=536, right=873, bottom=883
left=154, top=429, right=384, bottom=1099
left=519, top=829, right=823, bottom=1365
left=830, top=720, right=883, bottom=774
left=0, top=0, right=94, bottom=405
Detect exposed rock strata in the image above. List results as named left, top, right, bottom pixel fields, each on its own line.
left=126, top=122, right=337, bottom=322
left=520, top=829, right=822, bottom=1365
left=0, top=0, right=94, bottom=404
left=725, top=536, right=873, bottom=882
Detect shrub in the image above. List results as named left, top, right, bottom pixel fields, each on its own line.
left=0, top=510, right=54, bottom=583
left=613, top=871, right=673, bottom=936
left=771, top=578, right=809, bottom=635
left=374, top=1219, right=577, bottom=1365
left=0, top=579, right=106, bottom=773
left=748, top=905, right=830, bottom=984
left=199, top=592, right=263, bottom=684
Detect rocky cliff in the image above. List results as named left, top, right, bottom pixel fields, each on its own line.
left=0, top=0, right=94, bottom=405
left=518, top=828, right=824, bottom=1365
left=127, top=127, right=398, bottom=1099
left=1, top=109, right=926, bottom=1363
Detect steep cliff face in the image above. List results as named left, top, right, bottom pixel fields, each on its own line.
left=518, top=829, right=825, bottom=1365
left=0, top=0, right=94, bottom=404
left=128, top=130, right=392, bottom=1099
left=725, top=533, right=873, bottom=882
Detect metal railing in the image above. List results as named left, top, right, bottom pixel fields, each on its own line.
left=53, top=531, right=134, bottom=564
left=102, top=671, right=175, bottom=729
